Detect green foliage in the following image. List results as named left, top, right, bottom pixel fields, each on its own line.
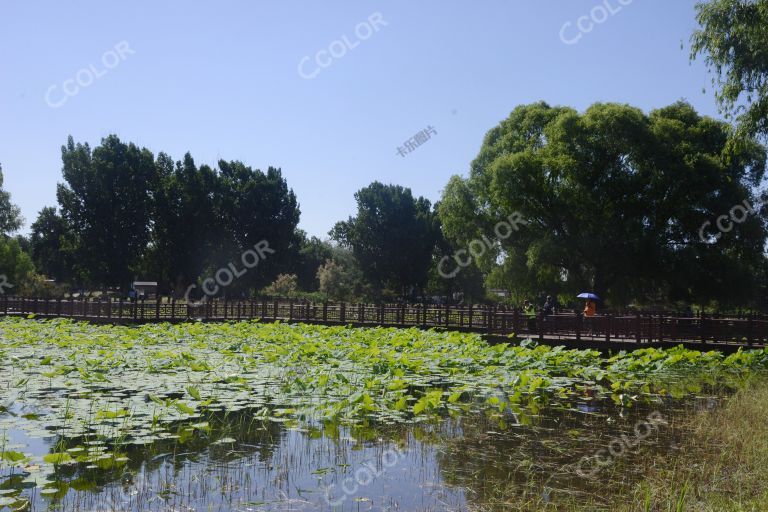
left=262, top=273, right=299, bottom=296
left=0, top=163, right=22, bottom=236
left=439, top=101, right=768, bottom=307
left=331, top=182, right=440, bottom=297
left=316, top=249, right=371, bottom=301
left=56, top=135, right=157, bottom=288
left=30, top=206, right=72, bottom=282
left=35, top=136, right=302, bottom=295
left=0, top=236, right=36, bottom=293
left=692, top=0, right=768, bottom=140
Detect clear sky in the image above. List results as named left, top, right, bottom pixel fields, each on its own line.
left=0, top=0, right=718, bottom=238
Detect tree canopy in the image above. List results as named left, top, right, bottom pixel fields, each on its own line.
left=331, top=182, right=440, bottom=297
left=439, top=101, right=767, bottom=307
left=692, top=0, right=768, bottom=140
left=33, top=135, right=301, bottom=295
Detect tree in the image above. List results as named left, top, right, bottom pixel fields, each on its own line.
left=439, top=101, right=767, bottom=307
left=0, top=237, right=36, bottom=295
left=146, top=152, right=221, bottom=295
left=331, top=182, right=440, bottom=298
left=0, top=164, right=23, bottom=236
left=293, top=232, right=333, bottom=292
left=262, top=273, right=299, bottom=296
left=692, top=0, right=768, bottom=140
left=215, top=162, right=301, bottom=293
left=30, top=206, right=73, bottom=281
left=56, top=135, right=158, bottom=288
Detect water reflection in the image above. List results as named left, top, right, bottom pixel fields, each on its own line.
left=1, top=381, right=734, bottom=511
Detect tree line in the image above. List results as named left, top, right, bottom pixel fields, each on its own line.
left=1, top=0, right=767, bottom=309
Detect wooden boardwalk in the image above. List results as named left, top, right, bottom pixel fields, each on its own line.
left=1, top=296, right=765, bottom=353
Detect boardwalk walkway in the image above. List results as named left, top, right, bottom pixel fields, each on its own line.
left=1, top=296, right=765, bottom=352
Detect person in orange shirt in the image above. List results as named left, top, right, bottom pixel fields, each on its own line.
left=583, top=299, right=597, bottom=336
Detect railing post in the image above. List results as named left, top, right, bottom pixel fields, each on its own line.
left=468, top=305, right=474, bottom=329
left=747, top=314, right=754, bottom=346
left=340, top=302, right=346, bottom=324
left=422, top=302, right=428, bottom=327
left=400, top=304, right=405, bottom=326
left=323, top=301, right=328, bottom=322
left=501, top=307, right=507, bottom=333
left=155, top=297, right=161, bottom=321
left=360, top=302, right=365, bottom=323
left=171, top=298, right=176, bottom=321
left=513, top=308, right=519, bottom=335
left=538, top=312, right=544, bottom=342
left=576, top=312, right=582, bottom=341
left=605, top=314, right=611, bottom=343
left=273, top=299, right=278, bottom=320
left=635, top=313, right=641, bottom=344
left=658, top=314, right=663, bottom=343
left=289, top=299, right=294, bottom=322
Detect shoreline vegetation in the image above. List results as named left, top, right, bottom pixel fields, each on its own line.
left=505, top=379, right=768, bottom=511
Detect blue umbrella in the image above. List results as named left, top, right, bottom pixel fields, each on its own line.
left=577, top=293, right=600, bottom=300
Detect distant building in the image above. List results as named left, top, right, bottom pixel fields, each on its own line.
left=132, top=281, right=158, bottom=299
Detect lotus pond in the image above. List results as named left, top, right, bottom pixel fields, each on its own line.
left=1, top=317, right=767, bottom=510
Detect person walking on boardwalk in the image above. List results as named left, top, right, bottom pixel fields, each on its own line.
left=578, top=292, right=600, bottom=336
left=523, top=299, right=536, bottom=331
left=543, top=296, right=556, bottom=318
left=583, top=299, right=596, bottom=317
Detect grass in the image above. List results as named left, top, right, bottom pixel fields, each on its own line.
left=620, top=379, right=768, bottom=511
left=488, top=379, right=768, bottom=512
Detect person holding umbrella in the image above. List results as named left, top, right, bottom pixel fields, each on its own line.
left=578, top=292, right=600, bottom=336
left=578, top=292, right=600, bottom=317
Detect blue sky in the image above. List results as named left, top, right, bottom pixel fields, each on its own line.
left=1, top=1, right=718, bottom=238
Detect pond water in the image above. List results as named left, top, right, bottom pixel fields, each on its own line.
left=2, top=386, right=725, bottom=511
left=0, top=318, right=760, bottom=511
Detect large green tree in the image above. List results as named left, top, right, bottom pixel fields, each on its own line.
left=29, top=206, right=72, bottom=282
left=439, top=101, right=767, bottom=307
left=56, top=135, right=158, bottom=288
left=331, top=182, right=440, bottom=297
left=214, top=161, right=300, bottom=294
left=692, top=0, right=768, bottom=140
left=146, top=152, right=221, bottom=295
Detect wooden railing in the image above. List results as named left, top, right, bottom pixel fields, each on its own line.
left=1, top=296, right=766, bottom=347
